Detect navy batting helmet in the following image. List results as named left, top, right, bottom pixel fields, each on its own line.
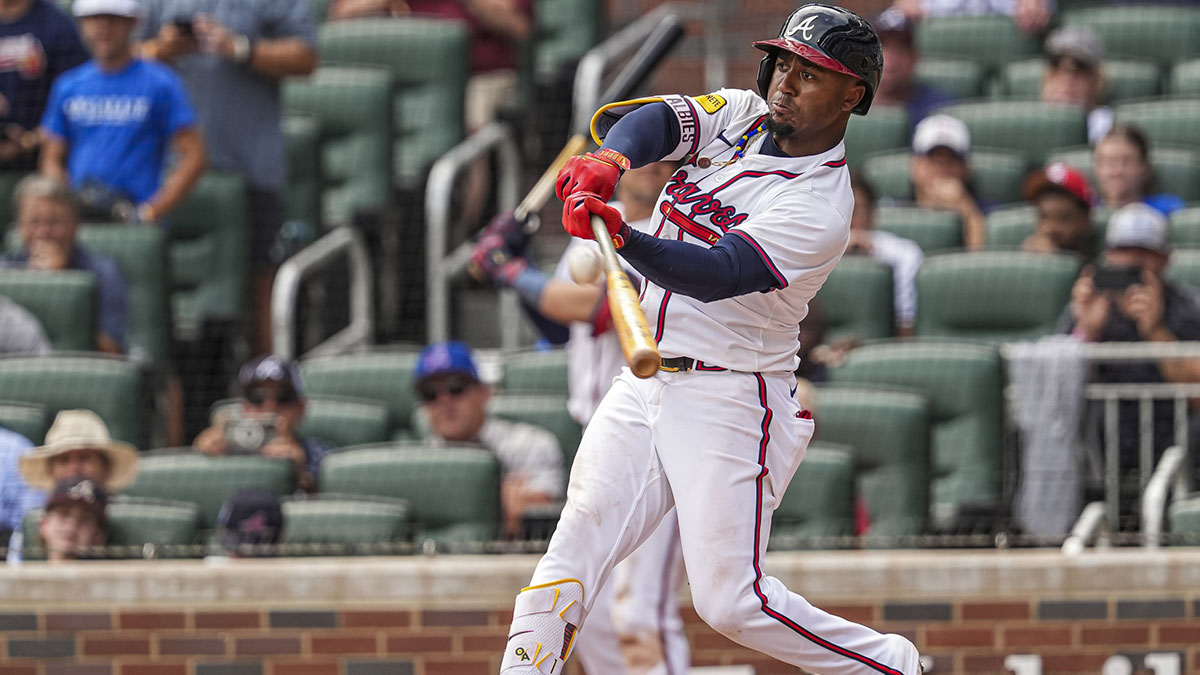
left=753, top=4, right=883, bottom=116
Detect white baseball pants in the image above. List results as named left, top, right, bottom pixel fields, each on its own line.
left=516, top=368, right=920, bottom=675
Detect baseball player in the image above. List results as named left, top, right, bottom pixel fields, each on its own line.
left=501, top=5, right=922, bottom=675
left=470, top=163, right=691, bottom=674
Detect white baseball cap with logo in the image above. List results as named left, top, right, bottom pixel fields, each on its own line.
left=73, top=0, right=143, bottom=18
left=911, top=114, right=971, bottom=157
left=1105, top=203, right=1170, bottom=254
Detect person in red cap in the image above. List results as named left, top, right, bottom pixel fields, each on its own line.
left=1021, top=162, right=1095, bottom=259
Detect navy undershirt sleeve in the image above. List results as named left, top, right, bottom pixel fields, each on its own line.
left=599, top=102, right=680, bottom=168
left=617, top=229, right=781, bottom=302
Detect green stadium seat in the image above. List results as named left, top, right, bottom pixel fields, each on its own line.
left=307, top=0, right=331, bottom=22
left=815, top=256, right=894, bottom=342
left=1168, top=495, right=1200, bottom=542
left=844, top=105, right=908, bottom=170
left=1114, top=99, right=1200, bottom=151
left=300, top=396, right=391, bottom=449
left=943, top=101, right=1088, bottom=165
left=814, top=386, right=932, bottom=537
left=1165, top=249, right=1200, bottom=289
left=915, top=14, right=1039, bottom=73
left=123, top=452, right=296, bottom=529
left=530, top=0, right=601, bottom=83
left=0, top=400, right=44, bottom=444
left=0, top=355, right=141, bottom=446
left=284, top=66, right=394, bottom=226
left=1170, top=59, right=1200, bottom=98
left=862, top=150, right=1029, bottom=205
left=1170, top=207, right=1200, bottom=248
left=1063, top=5, right=1200, bottom=67
left=770, top=443, right=857, bottom=547
left=1047, top=144, right=1200, bottom=203
left=915, top=58, right=986, bottom=99
left=875, top=206, right=963, bottom=253
left=985, top=204, right=1035, bottom=249
left=1000, top=58, right=1162, bottom=104
left=487, top=393, right=581, bottom=469
left=0, top=269, right=94, bottom=351
left=319, top=444, right=501, bottom=546
left=168, top=172, right=249, bottom=336
left=283, top=114, right=323, bottom=231
left=281, top=496, right=410, bottom=551
left=827, top=340, right=1005, bottom=531
left=501, top=349, right=569, bottom=395
left=300, top=349, right=420, bottom=438
left=22, top=497, right=200, bottom=559
left=915, top=251, right=1079, bottom=343
left=77, top=225, right=168, bottom=365
left=318, top=19, right=468, bottom=189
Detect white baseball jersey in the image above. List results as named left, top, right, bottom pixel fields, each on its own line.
left=615, top=88, right=854, bottom=374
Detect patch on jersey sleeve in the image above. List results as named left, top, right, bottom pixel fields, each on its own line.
left=695, top=93, right=727, bottom=114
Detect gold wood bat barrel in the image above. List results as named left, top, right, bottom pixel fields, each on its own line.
left=590, top=215, right=660, bottom=378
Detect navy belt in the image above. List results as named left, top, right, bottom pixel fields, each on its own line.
left=658, top=357, right=726, bottom=373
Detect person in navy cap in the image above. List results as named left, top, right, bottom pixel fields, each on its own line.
left=415, top=341, right=564, bottom=539
left=193, top=354, right=328, bottom=492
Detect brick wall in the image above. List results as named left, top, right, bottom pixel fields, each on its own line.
left=0, top=550, right=1198, bottom=675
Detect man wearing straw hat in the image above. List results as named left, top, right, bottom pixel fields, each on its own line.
left=19, top=409, right=139, bottom=495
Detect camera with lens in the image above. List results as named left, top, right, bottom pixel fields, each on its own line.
left=223, top=410, right=278, bottom=454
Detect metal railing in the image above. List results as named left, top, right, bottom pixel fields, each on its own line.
left=424, top=122, right=522, bottom=346
left=1141, top=445, right=1191, bottom=548
left=1061, top=501, right=1110, bottom=555
left=271, top=226, right=374, bottom=361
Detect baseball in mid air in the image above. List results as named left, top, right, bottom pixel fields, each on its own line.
left=567, top=246, right=603, bottom=284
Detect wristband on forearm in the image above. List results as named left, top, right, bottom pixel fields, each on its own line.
left=510, top=265, right=551, bottom=308
left=593, top=148, right=630, bottom=172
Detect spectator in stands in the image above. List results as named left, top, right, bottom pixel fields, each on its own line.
left=18, top=409, right=140, bottom=495
left=847, top=172, right=923, bottom=336
left=1040, top=26, right=1112, bottom=145
left=193, top=355, right=327, bottom=493
left=909, top=113, right=986, bottom=249
left=1021, top=162, right=1095, bottom=260
left=0, top=424, right=40, bottom=556
left=0, top=294, right=50, bottom=354
left=137, top=0, right=318, bottom=353
left=39, top=0, right=205, bottom=226
left=414, top=341, right=564, bottom=539
left=1060, top=203, right=1200, bottom=473
left=2, top=175, right=128, bottom=353
left=214, top=486, right=283, bottom=557
left=1094, top=123, right=1184, bottom=217
left=0, top=0, right=89, bottom=170
left=889, top=0, right=1051, bottom=35
left=872, top=8, right=955, bottom=126
left=37, top=475, right=107, bottom=561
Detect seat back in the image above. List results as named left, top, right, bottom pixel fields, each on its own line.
left=814, top=386, right=931, bottom=537
left=915, top=58, right=985, bottom=99
left=299, top=396, right=391, bottom=449
left=78, top=225, right=168, bottom=364
left=1171, top=59, right=1200, bottom=98
left=844, top=105, right=908, bottom=170
left=123, top=452, right=296, bottom=529
left=319, top=444, right=500, bottom=545
left=816, top=256, right=894, bottom=343
left=284, top=66, right=394, bottom=225
left=500, top=349, right=569, bottom=395
left=1063, top=5, right=1200, bottom=66
left=943, top=101, right=1088, bottom=165
left=531, top=0, right=601, bottom=82
left=300, top=350, right=420, bottom=438
left=771, top=443, right=856, bottom=547
left=167, top=172, right=248, bottom=334
left=318, top=19, right=467, bottom=188
left=875, top=206, right=963, bottom=253
left=0, top=355, right=142, bottom=445
left=828, top=340, right=1004, bottom=529
left=283, top=114, right=323, bottom=231
left=915, top=14, right=1039, bottom=72
left=487, top=393, right=581, bottom=469
left=1114, top=99, right=1200, bottom=152
left=0, top=269, right=93, bottom=351
left=986, top=205, right=1036, bottom=249
left=1168, top=495, right=1200, bottom=542
left=1170, top=207, right=1200, bottom=248
left=0, top=400, right=45, bottom=444
left=282, top=496, right=410, bottom=549
left=916, top=251, right=1079, bottom=343
left=1164, top=249, right=1200, bottom=290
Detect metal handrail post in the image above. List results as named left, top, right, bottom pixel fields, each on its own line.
left=1142, top=445, right=1191, bottom=548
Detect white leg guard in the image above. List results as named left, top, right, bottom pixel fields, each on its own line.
left=500, top=579, right=586, bottom=674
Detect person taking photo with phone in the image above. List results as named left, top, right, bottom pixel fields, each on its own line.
left=192, top=355, right=327, bottom=493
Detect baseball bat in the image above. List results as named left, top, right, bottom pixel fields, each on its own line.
left=514, top=13, right=685, bottom=222
left=591, top=215, right=660, bottom=378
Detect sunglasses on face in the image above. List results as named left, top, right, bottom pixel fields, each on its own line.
left=245, top=388, right=299, bottom=406
left=418, top=376, right=476, bottom=403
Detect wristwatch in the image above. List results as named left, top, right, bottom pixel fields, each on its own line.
left=232, top=34, right=253, bottom=64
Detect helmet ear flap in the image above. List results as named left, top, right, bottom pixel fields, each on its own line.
left=756, top=52, right=776, bottom=100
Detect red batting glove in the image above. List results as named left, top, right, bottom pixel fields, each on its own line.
left=562, top=191, right=630, bottom=248
left=554, top=150, right=629, bottom=202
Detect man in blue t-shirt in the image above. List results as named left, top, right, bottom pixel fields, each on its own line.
left=39, top=0, right=205, bottom=225
left=0, top=0, right=88, bottom=170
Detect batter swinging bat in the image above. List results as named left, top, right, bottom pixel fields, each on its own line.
left=515, top=13, right=685, bottom=223
left=590, top=215, right=660, bottom=378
